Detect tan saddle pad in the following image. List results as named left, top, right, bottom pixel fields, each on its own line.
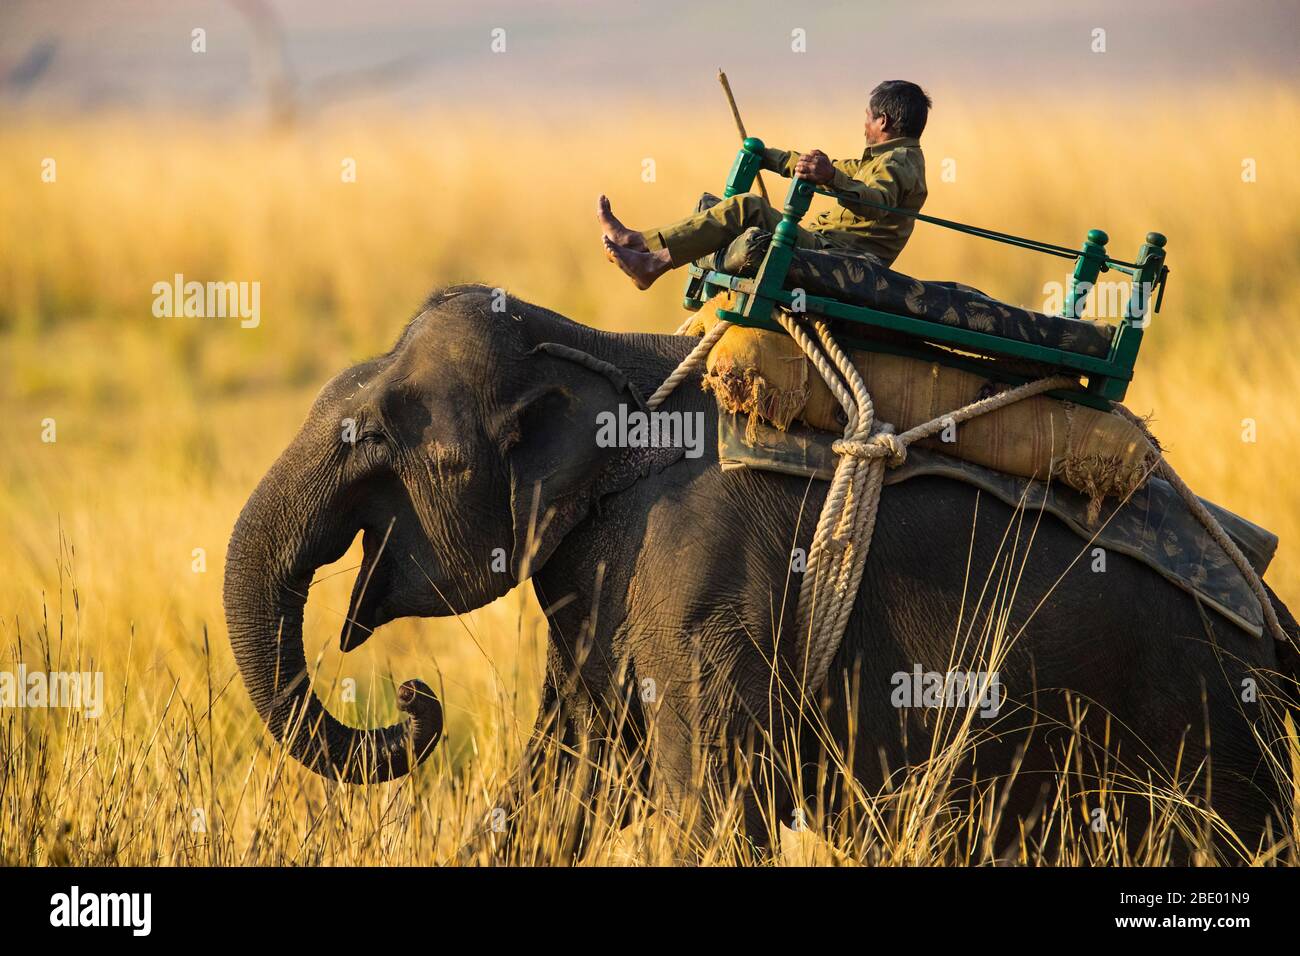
left=699, top=319, right=1155, bottom=522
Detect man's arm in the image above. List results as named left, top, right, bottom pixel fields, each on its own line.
left=760, top=146, right=800, bottom=177
left=830, top=156, right=864, bottom=179
left=761, top=147, right=862, bottom=179
left=764, top=148, right=901, bottom=220
left=798, top=150, right=905, bottom=222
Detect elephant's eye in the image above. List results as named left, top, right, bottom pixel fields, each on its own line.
left=355, top=428, right=388, bottom=450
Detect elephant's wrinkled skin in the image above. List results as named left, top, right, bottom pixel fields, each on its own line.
left=223, top=284, right=1300, bottom=859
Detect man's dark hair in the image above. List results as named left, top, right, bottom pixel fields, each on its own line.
left=869, top=80, right=932, bottom=138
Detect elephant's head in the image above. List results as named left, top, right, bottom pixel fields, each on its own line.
left=223, top=285, right=644, bottom=782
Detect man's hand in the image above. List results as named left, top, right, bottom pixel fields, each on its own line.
left=794, top=149, right=834, bottom=185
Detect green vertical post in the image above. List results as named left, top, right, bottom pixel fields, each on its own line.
left=1095, top=231, right=1167, bottom=402
left=741, top=176, right=814, bottom=325
left=1123, top=232, right=1167, bottom=324
left=723, top=137, right=766, bottom=198
left=684, top=138, right=768, bottom=310
left=1063, top=228, right=1109, bottom=319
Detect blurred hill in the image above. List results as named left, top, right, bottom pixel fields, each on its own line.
left=2, top=0, right=1298, bottom=118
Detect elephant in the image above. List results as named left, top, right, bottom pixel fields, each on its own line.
left=223, top=283, right=1300, bottom=862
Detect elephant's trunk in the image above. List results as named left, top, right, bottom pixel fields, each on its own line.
left=222, top=451, right=442, bottom=783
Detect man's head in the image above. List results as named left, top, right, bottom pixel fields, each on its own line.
left=864, top=80, right=932, bottom=144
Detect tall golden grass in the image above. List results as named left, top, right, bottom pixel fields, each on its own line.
left=2, top=88, right=1299, bottom=865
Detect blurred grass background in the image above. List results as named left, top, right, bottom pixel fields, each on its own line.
left=1, top=88, right=1299, bottom=863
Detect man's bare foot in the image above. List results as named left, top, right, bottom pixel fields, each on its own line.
left=597, top=195, right=648, bottom=255
left=604, top=237, right=670, bottom=290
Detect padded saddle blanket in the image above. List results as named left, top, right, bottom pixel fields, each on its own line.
left=692, top=192, right=1115, bottom=359
left=717, top=411, right=1279, bottom=638
left=698, top=318, right=1153, bottom=521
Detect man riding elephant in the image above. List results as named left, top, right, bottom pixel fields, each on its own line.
left=597, top=79, right=931, bottom=288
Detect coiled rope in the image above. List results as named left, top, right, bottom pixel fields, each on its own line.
left=649, top=311, right=1288, bottom=692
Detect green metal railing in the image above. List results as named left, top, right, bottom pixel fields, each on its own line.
left=683, top=136, right=1171, bottom=408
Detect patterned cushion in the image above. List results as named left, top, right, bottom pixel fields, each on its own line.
left=691, top=193, right=1116, bottom=360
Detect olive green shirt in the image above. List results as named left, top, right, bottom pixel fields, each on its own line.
left=761, top=137, right=927, bottom=266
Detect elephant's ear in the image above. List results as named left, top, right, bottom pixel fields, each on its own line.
left=500, top=343, right=642, bottom=581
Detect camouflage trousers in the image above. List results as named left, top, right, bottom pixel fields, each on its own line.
left=641, top=193, right=837, bottom=267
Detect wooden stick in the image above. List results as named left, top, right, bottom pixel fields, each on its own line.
left=717, top=68, right=769, bottom=203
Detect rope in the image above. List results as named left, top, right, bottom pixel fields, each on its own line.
left=778, top=310, right=1078, bottom=689
left=671, top=314, right=699, bottom=337
left=650, top=311, right=1290, bottom=694
left=1110, top=405, right=1287, bottom=644
left=646, top=317, right=731, bottom=411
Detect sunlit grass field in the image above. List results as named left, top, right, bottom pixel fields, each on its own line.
left=2, top=88, right=1299, bottom=865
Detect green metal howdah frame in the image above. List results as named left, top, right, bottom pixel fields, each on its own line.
left=682, top=137, right=1170, bottom=411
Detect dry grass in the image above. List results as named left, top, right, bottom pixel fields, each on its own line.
left=2, top=87, right=1299, bottom=865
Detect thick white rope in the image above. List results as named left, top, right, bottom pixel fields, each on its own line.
left=646, top=318, right=732, bottom=411
left=651, top=310, right=1288, bottom=692
left=672, top=314, right=700, bottom=337
left=779, top=312, right=1080, bottom=689
left=1110, top=404, right=1286, bottom=644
